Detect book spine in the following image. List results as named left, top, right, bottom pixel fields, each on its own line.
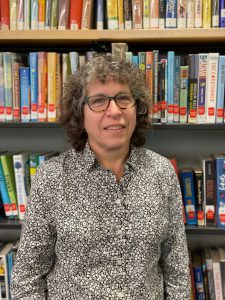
left=205, top=53, right=219, bottom=123
left=188, top=54, right=198, bottom=123
left=132, top=0, right=143, bottom=28
left=202, top=0, right=211, bottom=27
left=159, top=0, right=165, bottom=28
left=153, top=50, right=160, bottom=121
left=13, top=154, right=29, bottom=220
left=160, top=58, right=167, bottom=123
left=3, top=52, right=13, bottom=121
left=20, top=67, right=31, bottom=122
left=0, top=155, right=18, bottom=217
left=167, top=51, right=175, bottom=123
left=30, top=52, right=38, bottom=122
left=69, top=52, right=79, bottom=74
left=45, top=0, right=52, bottom=29
left=213, top=260, right=223, bottom=299
left=212, top=0, right=219, bottom=26
left=81, top=0, right=93, bottom=29
left=146, top=51, right=153, bottom=114
left=38, top=52, right=47, bottom=122
left=118, top=0, right=124, bottom=28
left=219, top=0, right=225, bottom=27
left=47, top=53, right=57, bottom=122
left=186, top=0, right=194, bottom=27
left=50, top=0, right=58, bottom=29
left=0, top=54, right=5, bottom=122
left=181, top=170, right=198, bottom=225
left=70, top=0, right=83, bottom=29
left=23, top=0, right=30, bottom=29
left=216, top=55, right=225, bottom=123
left=30, top=154, right=39, bottom=183
left=124, top=0, right=133, bottom=28
left=1, top=0, right=10, bottom=30
left=31, top=0, right=39, bottom=30
left=165, top=0, right=177, bottom=28
left=194, top=170, right=204, bottom=226
left=38, top=0, right=45, bottom=29
left=177, top=0, right=187, bottom=28
left=58, top=0, right=70, bottom=30
left=197, top=53, right=208, bottom=124
left=179, top=65, right=189, bottom=123
left=194, top=0, right=203, bottom=27
left=0, top=160, right=12, bottom=217
left=96, top=0, right=104, bottom=29
left=150, top=0, right=159, bottom=28
left=216, top=157, right=225, bottom=228
left=173, top=55, right=180, bottom=123
left=193, top=264, right=205, bottom=299
left=18, top=0, right=24, bottom=30
left=12, top=62, right=21, bottom=122
left=9, top=0, right=17, bottom=30
left=143, top=0, right=150, bottom=28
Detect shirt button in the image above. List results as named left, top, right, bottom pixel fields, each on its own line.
left=117, top=291, right=125, bottom=298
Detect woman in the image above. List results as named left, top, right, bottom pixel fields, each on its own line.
left=11, top=55, right=190, bottom=299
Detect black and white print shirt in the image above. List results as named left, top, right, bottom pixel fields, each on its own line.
left=11, top=143, right=190, bottom=300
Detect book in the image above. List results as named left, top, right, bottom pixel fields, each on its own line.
left=70, top=0, right=83, bottom=29
left=210, top=248, right=223, bottom=299
left=111, top=43, right=128, bottom=59
left=0, top=156, right=12, bottom=218
left=13, top=153, right=30, bottom=220
left=124, top=0, right=132, bottom=28
left=12, top=61, right=21, bottom=122
left=38, top=52, right=48, bottom=122
left=173, top=55, right=180, bottom=123
left=159, top=59, right=167, bottom=124
left=194, top=0, right=203, bottom=27
left=50, top=0, right=58, bottom=29
left=143, top=0, right=150, bottom=28
left=118, top=0, right=124, bottom=28
left=205, top=53, right=219, bottom=123
left=0, top=53, right=5, bottom=122
left=159, top=0, right=166, bottom=28
left=58, top=0, right=70, bottom=29
left=214, top=154, right=225, bottom=228
left=153, top=50, right=160, bottom=121
left=177, top=0, right=187, bottom=28
left=205, top=248, right=216, bottom=300
left=197, top=53, right=208, bottom=124
left=165, top=0, right=177, bottom=28
left=186, top=0, right=194, bottom=27
left=218, top=247, right=225, bottom=299
left=167, top=51, right=175, bottom=123
left=9, top=0, right=17, bottom=30
left=180, top=168, right=197, bottom=225
left=81, top=0, right=93, bottom=29
left=212, top=0, right=219, bottom=27
left=106, top=0, right=119, bottom=29
left=3, top=52, right=14, bottom=122
left=23, top=0, right=30, bottom=29
left=202, top=157, right=216, bottom=226
left=219, top=0, right=225, bottom=27
left=179, top=65, right=189, bottom=124
left=0, top=0, right=10, bottom=30
left=0, top=153, right=18, bottom=217
left=45, top=0, right=52, bottom=29
left=38, top=0, right=46, bottom=29
left=132, top=0, right=143, bottom=28
left=187, top=53, right=198, bottom=123
left=31, top=0, right=39, bottom=30
left=20, top=67, right=31, bottom=122
left=216, top=55, right=225, bottom=123
left=150, top=0, right=159, bottom=28
left=47, top=53, right=57, bottom=122
left=0, top=243, right=14, bottom=300
left=193, top=168, right=204, bottom=226
left=96, top=0, right=105, bottom=29
left=29, top=52, right=38, bottom=122
left=202, top=0, right=211, bottom=28
left=192, top=250, right=205, bottom=299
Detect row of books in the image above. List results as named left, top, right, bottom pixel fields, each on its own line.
left=0, top=47, right=225, bottom=124
left=190, top=247, right=225, bottom=299
left=0, top=241, right=19, bottom=300
left=0, top=151, right=59, bottom=220
left=177, top=154, right=225, bottom=228
left=0, top=0, right=224, bottom=30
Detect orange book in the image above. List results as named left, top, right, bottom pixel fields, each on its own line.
left=38, top=0, right=45, bottom=29
left=132, top=0, right=143, bottom=28
left=145, top=51, right=153, bottom=107
left=150, top=0, right=159, bottom=28
left=47, top=53, right=57, bottom=122
left=1, top=0, right=10, bottom=30
left=38, top=52, right=48, bottom=122
left=70, top=0, right=83, bottom=29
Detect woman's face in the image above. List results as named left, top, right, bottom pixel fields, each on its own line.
left=83, top=80, right=137, bottom=154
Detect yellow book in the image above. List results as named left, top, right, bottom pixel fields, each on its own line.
left=107, top=0, right=119, bottom=29
left=47, top=52, right=57, bottom=122
left=10, top=0, right=17, bottom=30
left=118, top=0, right=124, bottom=29
left=203, top=0, right=211, bottom=27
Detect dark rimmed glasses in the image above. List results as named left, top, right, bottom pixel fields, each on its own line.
left=83, top=93, right=136, bottom=112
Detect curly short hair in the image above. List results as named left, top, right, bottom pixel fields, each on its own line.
left=59, top=54, right=152, bottom=151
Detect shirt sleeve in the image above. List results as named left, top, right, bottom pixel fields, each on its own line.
left=160, top=162, right=191, bottom=300
left=10, top=165, right=57, bottom=300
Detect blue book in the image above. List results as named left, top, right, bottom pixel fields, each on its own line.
left=165, top=0, right=177, bottom=28
left=132, top=55, right=139, bottom=67
left=192, top=250, right=205, bottom=300
left=29, top=52, right=38, bottom=122
left=180, top=169, right=197, bottom=225
left=96, top=0, right=104, bottom=29
left=216, top=55, right=225, bottom=123
left=0, top=158, right=12, bottom=218
left=173, top=55, right=180, bottom=123
left=167, top=51, right=175, bottom=123
left=219, top=0, right=225, bottom=27
left=69, top=52, right=79, bottom=74
left=20, top=67, right=30, bottom=122
left=214, top=154, right=225, bottom=228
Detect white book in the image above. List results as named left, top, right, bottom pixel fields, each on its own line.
left=9, top=0, right=17, bottom=30
left=205, top=53, right=219, bottom=123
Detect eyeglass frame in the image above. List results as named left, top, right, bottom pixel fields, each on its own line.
left=83, top=93, right=136, bottom=112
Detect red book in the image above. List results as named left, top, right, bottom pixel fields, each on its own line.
left=70, top=0, right=83, bottom=29
left=0, top=0, right=10, bottom=30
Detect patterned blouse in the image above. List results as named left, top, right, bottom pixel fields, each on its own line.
left=11, top=143, right=190, bottom=300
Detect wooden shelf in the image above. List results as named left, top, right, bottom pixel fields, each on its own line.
left=0, top=28, right=224, bottom=45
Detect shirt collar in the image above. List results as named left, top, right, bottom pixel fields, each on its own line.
left=79, top=142, right=144, bottom=172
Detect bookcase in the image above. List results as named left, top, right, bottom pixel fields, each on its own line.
left=0, top=28, right=225, bottom=252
